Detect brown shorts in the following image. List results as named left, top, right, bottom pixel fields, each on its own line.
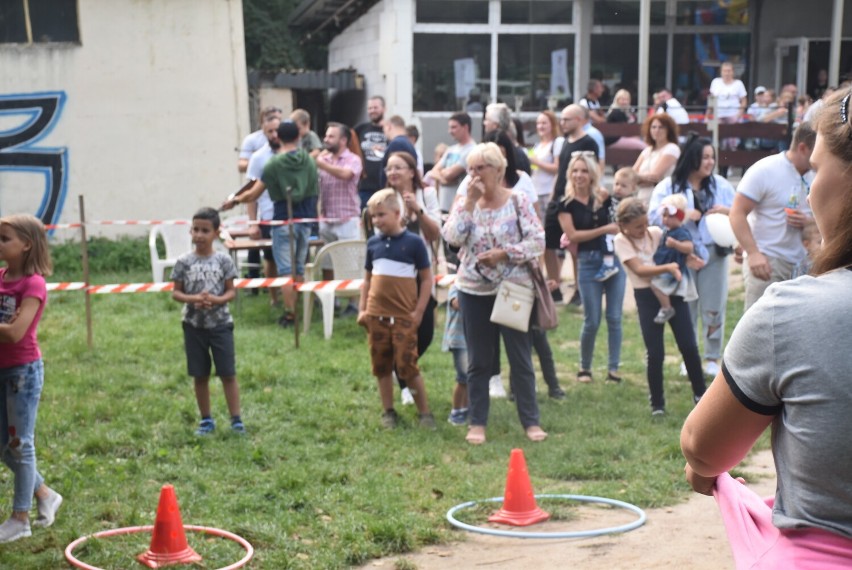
left=366, top=315, right=420, bottom=380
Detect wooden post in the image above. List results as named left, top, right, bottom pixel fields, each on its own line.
left=286, top=187, right=299, bottom=349
left=78, top=195, right=93, bottom=349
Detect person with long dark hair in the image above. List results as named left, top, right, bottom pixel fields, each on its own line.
left=648, top=136, right=735, bottom=378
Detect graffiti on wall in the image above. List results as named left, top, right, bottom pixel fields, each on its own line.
left=0, top=91, right=69, bottom=226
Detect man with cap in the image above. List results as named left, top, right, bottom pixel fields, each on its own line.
left=222, top=120, right=319, bottom=327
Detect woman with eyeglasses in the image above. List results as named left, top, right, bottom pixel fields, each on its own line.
left=442, top=142, right=547, bottom=445
left=648, top=136, right=735, bottom=379
left=680, top=89, right=852, bottom=567
left=558, top=152, right=625, bottom=384
left=380, top=151, right=442, bottom=405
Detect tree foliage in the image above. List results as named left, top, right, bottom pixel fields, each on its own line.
left=243, top=0, right=328, bottom=71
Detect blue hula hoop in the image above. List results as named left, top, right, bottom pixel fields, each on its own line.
left=446, top=494, right=647, bottom=539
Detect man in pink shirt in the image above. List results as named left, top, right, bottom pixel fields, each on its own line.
left=316, top=122, right=364, bottom=315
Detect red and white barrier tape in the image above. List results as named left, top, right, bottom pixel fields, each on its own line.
left=45, top=218, right=331, bottom=230
left=47, top=275, right=457, bottom=294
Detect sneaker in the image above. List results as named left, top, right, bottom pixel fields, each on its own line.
left=400, top=387, right=415, bottom=406
left=548, top=387, right=566, bottom=400
left=447, top=409, right=469, bottom=426
left=195, top=418, right=216, bottom=436
left=593, top=265, right=620, bottom=282
left=0, top=517, right=31, bottom=543
left=568, top=290, right=582, bottom=306
left=277, top=313, right=295, bottom=328
left=653, top=307, right=676, bottom=324
left=339, top=304, right=359, bottom=318
left=33, top=488, right=63, bottom=528
left=704, top=361, right=720, bottom=377
left=381, top=409, right=399, bottom=429
left=230, top=420, right=246, bottom=434
left=419, top=413, right=437, bottom=430
left=651, top=408, right=666, bottom=417
left=489, top=375, right=507, bottom=398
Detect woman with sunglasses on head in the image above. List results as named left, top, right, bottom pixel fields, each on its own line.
left=648, top=136, right=735, bottom=379
left=442, top=143, right=547, bottom=445
left=381, top=151, right=442, bottom=405
left=680, top=89, right=852, bottom=567
left=558, top=151, right=625, bottom=384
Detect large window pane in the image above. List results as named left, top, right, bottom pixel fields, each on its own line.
left=0, top=0, right=28, bottom=44
left=414, top=34, right=491, bottom=112
left=594, top=1, right=666, bottom=26
left=29, top=0, right=79, bottom=43
left=416, top=0, right=489, bottom=24
left=676, top=1, right=748, bottom=26
left=501, top=1, right=572, bottom=24
left=672, top=33, right=749, bottom=109
left=497, top=34, right=575, bottom=112
left=590, top=34, right=666, bottom=107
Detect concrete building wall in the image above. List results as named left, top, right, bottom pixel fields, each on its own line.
left=0, top=0, right=249, bottom=236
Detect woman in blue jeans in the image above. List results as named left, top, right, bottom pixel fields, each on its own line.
left=557, top=152, right=625, bottom=383
left=614, top=198, right=706, bottom=415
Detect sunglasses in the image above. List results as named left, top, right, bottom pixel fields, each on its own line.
left=840, top=91, right=852, bottom=140
left=571, top=150, right=596, bottom=159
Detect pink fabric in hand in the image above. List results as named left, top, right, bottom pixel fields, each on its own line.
left=714, top=472, right=852, bottom=569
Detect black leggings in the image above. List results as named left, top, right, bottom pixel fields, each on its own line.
left=634, top=288, right=705, bottom=410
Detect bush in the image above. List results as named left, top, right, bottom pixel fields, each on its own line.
left=51, top=237, right=151, bottom=275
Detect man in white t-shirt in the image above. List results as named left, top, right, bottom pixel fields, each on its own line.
left=654, top=89, right=689, bottom=125
left=428, top=112, right=475, bottom=212
left=729, top=122, right=815, bottom=309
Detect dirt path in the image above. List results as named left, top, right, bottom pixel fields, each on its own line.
left=361, top=449, right=775, bottom=570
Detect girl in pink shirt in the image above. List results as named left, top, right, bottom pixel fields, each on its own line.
left=0, top=214, right=62, bottom=543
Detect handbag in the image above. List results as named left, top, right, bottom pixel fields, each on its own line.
left=490, top=280, right=534, bottom=332
left=510, top=195, right=559, bottom=331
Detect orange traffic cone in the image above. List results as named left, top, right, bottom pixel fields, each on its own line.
left=488, top=448, right=550, bottom=526
left=137, top=485, right=203, bottom=568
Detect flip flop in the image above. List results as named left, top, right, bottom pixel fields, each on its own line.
left=526, top=426, right=548, bottom=442
left=465, top=426, right=486, bottom=445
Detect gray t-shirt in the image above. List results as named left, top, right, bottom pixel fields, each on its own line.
left=172, top=251, right=238, bottom=329
left=723, top=268, right=852, bottom=538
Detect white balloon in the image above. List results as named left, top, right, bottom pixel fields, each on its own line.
left=705, top=213, right=736, bottom=247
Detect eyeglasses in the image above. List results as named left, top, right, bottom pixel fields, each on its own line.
left=571, top=150, right=597, bottom=159
left=384, top=165, right=410, bottom=173
left=559, top=116, right=575, bottom=122
left=840, top=90, right=852, bottom=140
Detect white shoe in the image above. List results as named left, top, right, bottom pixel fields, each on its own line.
left=34, top=488, right=63, bottom=528
left=489, top=375, right=507, bottom=398
left=401, top=387, right=415, bottom=406
left=679, top=362, right=687, bottom=376
left=704, top=361, right=720, bottom=377
left=0, top=517, right=31, bottom=543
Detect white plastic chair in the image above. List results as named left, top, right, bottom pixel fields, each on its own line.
left=149, top=223, right=192, bottom=282
left=302, top=239, right=366, bottom=339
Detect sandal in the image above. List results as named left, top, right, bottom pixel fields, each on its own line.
left=576, top=370, right=593, bottom=383
left=525, top=426, right=548, bottom=442
left=465, top=425, right=486, bottom=445
left=606, top=372, right=623, bottom=383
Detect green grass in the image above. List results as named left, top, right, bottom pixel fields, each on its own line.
left=0, top=240, right=765, bottom=569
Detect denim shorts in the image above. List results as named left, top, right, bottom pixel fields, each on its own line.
left=272, top=223, right=311, bottom=276
left=182, top=322, right=236, bottom=378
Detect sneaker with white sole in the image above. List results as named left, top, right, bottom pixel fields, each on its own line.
left=400, top=387, right=415, bottom=406
left=0, top=517, right=31, bottom=543
left=653, top=307, right=676, bottom=324
left=593, top=265, right=620, bottom=282
left=195, top=418, right=216, bottom=436
left=704, top=361, right=720, bottom=377
left=33, top=488, right=63, bottom=528
left=447, top=409, right=469, bottom=426
left=489, top=375, right=507, bottom=398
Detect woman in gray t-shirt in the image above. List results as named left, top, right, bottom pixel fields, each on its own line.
left=680, top=89, right=852, bottom=565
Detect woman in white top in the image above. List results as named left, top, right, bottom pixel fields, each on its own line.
left=706, top=61, right=747, bottom=173
left=529, top=110, right=564, bottom=217
left=632, top=113, right=681, bottom=204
